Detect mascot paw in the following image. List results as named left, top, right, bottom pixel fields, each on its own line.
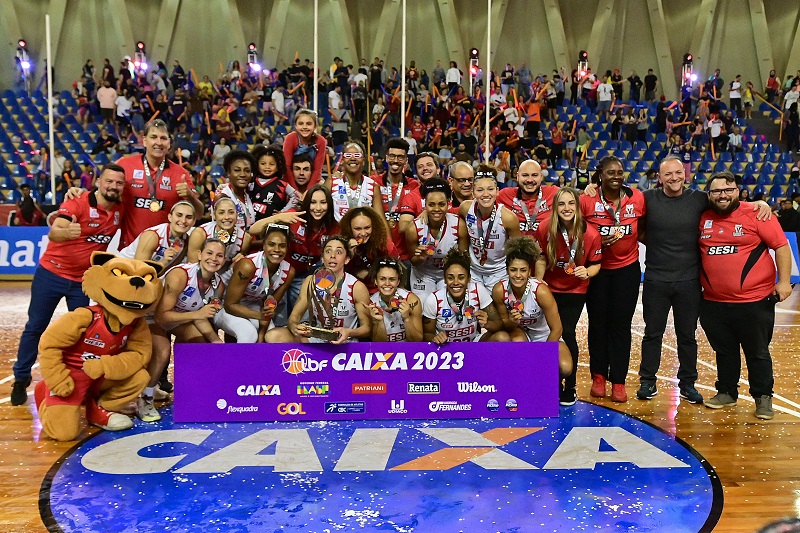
left=83, top=359, right=104, bottom=380
left=50, top=377, right=75, bottom=398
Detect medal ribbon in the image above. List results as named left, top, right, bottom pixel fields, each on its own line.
left=386, top=180, right=404, bottom=214
left=425, top=220, right=446, bottom=251
left=446, top=290, right=467, bottom=322
left=507, top=279, right=531, bottom=311
left=600, top=189, right=622, bottom=227
left=475, top=204, right=498, bottom=260
left=142, top=156, right=166, bottom=207
left=559, top=225, right=580, bottom=264
left=516, top=188, right=543, bottom=231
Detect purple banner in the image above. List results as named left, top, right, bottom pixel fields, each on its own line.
left=174, top=342, right=558, bottom=422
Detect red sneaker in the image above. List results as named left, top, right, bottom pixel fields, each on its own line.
left=86, top=399, right=133, bottom=431
left=590, top=374, right=607, bottom=398
left=611, top=383, right=628, bottom=403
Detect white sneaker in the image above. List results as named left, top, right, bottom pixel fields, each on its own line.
left=104, top=413, right=135, bottom=431
left=153, top=386, right=170, bottom=401
left=137, top=395, right=162, bottom=423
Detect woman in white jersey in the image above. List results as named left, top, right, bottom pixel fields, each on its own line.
left=366, top=258, right=423, bottom=342
left=188, top=196, right=250, bottom=283
left=266, top=236, right=372, bottom=344
left=422, top=248, right=506, bottom=344
left=119, top=200, right=195, bottom=270
left=214, top=150, right=256, bottom=232
left=156, top=238, right=227, bottom=343
left=219, top=224, right=296, bottom=343
left=458, top=164, right=521, bottom=288
left=492, top=237, right=573, bottom=378
left=405, top=178, right=460, bottom=303
left=324, top=140, right=385, bottom=223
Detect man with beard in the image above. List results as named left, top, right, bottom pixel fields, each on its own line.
left=10, top=165, right=127, bottom=405
left=497, top=159, right=558, bottom=236
left=699, top=172, right=791, bottom=420
left=397, top=151, right=442, bottom=230
left=379, top=138, right=420, bottom=280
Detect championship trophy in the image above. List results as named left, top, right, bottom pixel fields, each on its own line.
left=304, top=267, right=341, bottom=341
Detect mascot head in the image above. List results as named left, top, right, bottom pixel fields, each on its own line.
left=83, top=252, right=164, bottom=325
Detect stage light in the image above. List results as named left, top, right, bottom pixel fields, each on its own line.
left=469, top=48, right=479, bottom=60
left=690, top=74, right=697, bottom=82
left=249, top=43, right=257, bottom=52
left=683, top=53, right=693, bottom=64
left=249, top=63, right=262, bottom=73
left=136, top=41, right=145, bottom=51
left=578, top=50, right=588, bottom=61
left=20, top=60, right=30, bottom=69
left=18, top=39, right=26, bottom=49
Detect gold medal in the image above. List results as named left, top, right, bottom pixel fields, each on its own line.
left=149, top=200, right=161, bottom=213
left=216, top=230, right=231, bottom=243
left=565, top=261, right=576, bottom=275
left=388, top=219, right=397, bottom=229
left=613, top=226, right=624, bottom=239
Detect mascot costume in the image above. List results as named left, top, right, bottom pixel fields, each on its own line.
left=35, top=252, right=163, bottom=441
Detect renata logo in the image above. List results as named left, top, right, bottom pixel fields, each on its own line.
left=352, top=383, right=387, bottom=394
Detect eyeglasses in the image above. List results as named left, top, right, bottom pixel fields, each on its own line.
left=708, top=187, right=738, bottom=197
left=386, top=154, right=408, bottom=161
left=266, top=223, right=289, bottom=232
left=452, top=177, right=474, bottom=184
left=342, top=152, right=363, bottom=159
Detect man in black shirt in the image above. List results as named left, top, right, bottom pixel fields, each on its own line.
left=644, top=69, right=658, bottom=102
left=778, top=198, right=800, bottom=232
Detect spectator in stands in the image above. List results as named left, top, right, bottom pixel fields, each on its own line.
left=785, top=102, right=800, bottom=154
left=783, top=83, right=799, bottom=111
left=778, top=198, right=800, bottom=232
left=729, top=75, right=743, bottom=114
left=765, top=70, right=781, bottom=103
left=96, top=80, right=117, bottom=125
left=12, top=184, right=44, bottom=226
left=597, top=76, right=614, bottom=120
left=628, top=71, right=643, bottom=102
left=9, top=165, right=126, bottom=406
left=699, top=172, right=791, bottom=420
left=211, top=137, right=231, bottom=167
left=446, top=61, right=462, bottom=94
left=728, top=126, right=743, bottom=153
left=330, top=98, right=351, bottom=150
left=639, top=169, right=659, bottom=190
left=91, top=129, right=119, bottom=155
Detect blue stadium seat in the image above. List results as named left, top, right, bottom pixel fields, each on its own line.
left=691, top=151, right=703, bottom=162
left=780, top=152, right=794, bottom=163
left=697, top=161, right=712, bottom=173
left=718, top=152, right=732, bottom=162
left=713, top=161, right=728, bottom=173
left=619, top=140, right=632, bottom=151
left=729, top=162, right=744, bottom=175
left=757, top=173, right=773, bottom=185
left=769, top=184, right=785, bottom=200
left=752, top=183, right=767, bottom=197
left=734, top=152, right=748, bottom=163
left=626, top=171, right=640, bottom=185
left=642, top=150, right=656, bottom=161
left=555, top=159, right=570, bottom=171
left=741, top=174, right=757, bottom=185
left=562, top=169, right=575, bottom=183
left=774, top=172, right=788, bottom=186
left=694, top=173, right=707, bottom=185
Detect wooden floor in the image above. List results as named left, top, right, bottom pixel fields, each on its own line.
left=1, top=281, right=799, bottom=532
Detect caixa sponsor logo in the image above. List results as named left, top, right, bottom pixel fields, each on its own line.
left=429, top=401, right=472, bottom=412
left=277, top=403, right=306, bottom=415
left=281, top=348, right=328, bottom=375
left=388, top=400, right=408, bottom=414
left=457, top=382, right=497, bottom=393
left=237, top=385, right=281, bottom=396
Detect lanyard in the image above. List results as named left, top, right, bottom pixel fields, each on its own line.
left=506, top=279, right=531, bottom=312
left=377, top=291, right=402, bottom=313
left=446, top=291, right=473, bottom=322
left=559, top=225, right=580, bottom=265
left=142, top=156, right=165, bottom=203
left=386, top=180, right=404, bottom=213
left=346, top=178, right=365, bottom=209
left=199, top=270, right=220, bottom=304
left=475, top=204, right=498, bottom=263
left=600, top=189, right=622, bottom=226
left=516, top=188, right=543, bottom=231
left=424, top=220, right=446, bottom=251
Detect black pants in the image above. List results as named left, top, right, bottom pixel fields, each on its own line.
left=554, top=292, right=587, bottom=390
left=586, top=262, right=641, bottom=384
left=699, top=298, right=775, bottom=399
left=638, top=279, right=700, bottom=387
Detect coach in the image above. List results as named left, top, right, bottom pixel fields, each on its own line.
left=699, top=172, right=791, bottom=420
left=10, top=165, right=126, bottom=405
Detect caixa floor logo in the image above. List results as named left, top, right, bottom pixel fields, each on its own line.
left=43, top=404, right=721, bottom=532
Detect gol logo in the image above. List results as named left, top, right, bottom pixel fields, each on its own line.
left=277, top=403, right=306, bottom=415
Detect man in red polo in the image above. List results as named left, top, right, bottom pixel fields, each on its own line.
left=116, top=118, right=203, bottom=248
left=10, top=165, right=126, bottom=405
left=699, top=172, right=792, bottom=420
left=497, top=159, right=558, bottom=235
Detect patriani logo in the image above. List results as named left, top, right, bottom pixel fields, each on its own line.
left=281, top=348, right=328, bottom=375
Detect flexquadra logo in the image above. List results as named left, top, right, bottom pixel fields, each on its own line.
left=281, top=348, right=328, bottom=375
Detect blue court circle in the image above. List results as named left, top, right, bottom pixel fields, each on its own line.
left=41, top=402, right=721, bottom=532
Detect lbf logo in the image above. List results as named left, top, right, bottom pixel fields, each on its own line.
left=388, top=400, right=408, bottom=414
left=277, top=403, right=306, bottom=415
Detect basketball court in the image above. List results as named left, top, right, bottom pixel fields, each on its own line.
left=2, top=281, right=799, bottom=532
